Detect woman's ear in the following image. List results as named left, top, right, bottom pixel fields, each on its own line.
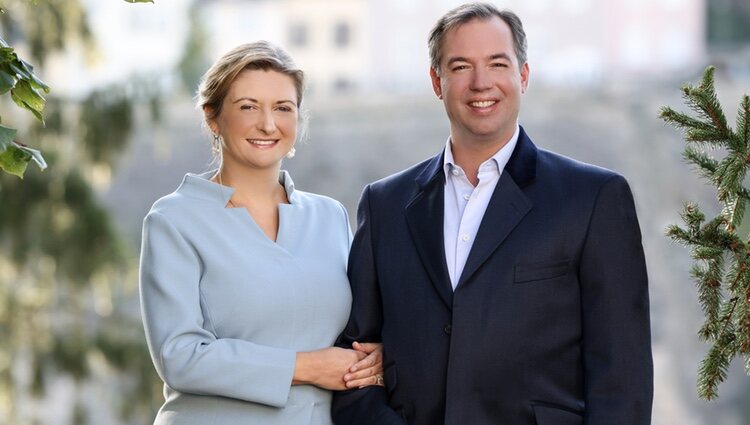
left=203, top=106, right=219, bottom=135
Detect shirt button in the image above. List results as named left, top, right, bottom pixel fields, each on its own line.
left=461, top=234, right=469, bottom=242
left=463, top=194, right=470, bottom=201
left=444, top=324, right=452, bottom=335
left=452, top=169, right=460, bottom=176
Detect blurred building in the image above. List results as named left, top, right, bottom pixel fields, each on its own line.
left=197, top=0, right=707, bottom=93
left=43, top=0, right=708, bottom=99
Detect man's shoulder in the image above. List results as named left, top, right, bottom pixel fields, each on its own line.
left=536, top=147, right=622, bottom=184
left=368, top=154, right=440, bottom=192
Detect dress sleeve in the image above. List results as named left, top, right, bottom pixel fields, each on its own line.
left=139, top=211, right=296, bottom=407
left=337, top=200, right=354, bottom=247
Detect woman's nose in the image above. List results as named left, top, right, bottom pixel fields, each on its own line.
left=259, top=111, right=277, bottom=134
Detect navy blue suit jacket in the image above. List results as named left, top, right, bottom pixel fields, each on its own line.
left=333, top=127, right=652, bottom=425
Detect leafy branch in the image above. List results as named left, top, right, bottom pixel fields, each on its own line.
left=660, top=65, right=750, bottom=400
left=0, top=36, right=49, bottom=178
left=0, top=0, right=153, bottom=179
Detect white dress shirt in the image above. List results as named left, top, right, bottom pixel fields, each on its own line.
left=443, top=125, right=520, bottom=289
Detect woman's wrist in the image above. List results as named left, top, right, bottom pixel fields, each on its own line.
left=292, top=351, right=316, bottom=386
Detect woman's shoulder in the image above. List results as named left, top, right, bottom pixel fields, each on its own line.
left=145, top=171, right=221, bottom=221
left=293, top=189, right=342, bottom=207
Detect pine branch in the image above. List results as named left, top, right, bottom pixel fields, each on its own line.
left=698, top=329, right=736, bottom=400
left=684, top=147, right=719, bottom=181
left=660, top=106, right=717, bottom=133
left=737, top=95, right=750, bottom=151
left=662, top=65, right=750, bottom=399
left=738, top=287, right=750, bottom=355
left=685, top=67, right=732, bottom=140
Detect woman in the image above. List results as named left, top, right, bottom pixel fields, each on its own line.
left=139, top=41, right=382, bottom=425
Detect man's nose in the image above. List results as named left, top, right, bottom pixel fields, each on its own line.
left=470, top=67, right=492, bottom=91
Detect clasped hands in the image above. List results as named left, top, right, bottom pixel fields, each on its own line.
left=293, top=341, right=384, bottom=391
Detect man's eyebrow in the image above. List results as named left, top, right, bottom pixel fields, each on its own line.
left=446, top=53, right=511, bottom=66
left=446, top=56, right=469, bottom=66
left=489, top=53, right=511, bottom=61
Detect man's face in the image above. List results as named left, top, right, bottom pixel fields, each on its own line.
left=430, top=16, right=529, bottom=147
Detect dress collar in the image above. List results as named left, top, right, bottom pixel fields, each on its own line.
left=176, top=169, right=298, bottom=205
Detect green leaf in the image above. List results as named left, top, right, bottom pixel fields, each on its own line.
left=11, top=79, right=45, bottom=122
left=0, top=143, right=32, bottom=178
left=0, top=47, right=16, bottom=62
left=0, top=124, right=17, bottom=152
left=17, top=59, right=50, bottom=93
left=0, top=68, right=15, bottom=94
left=15, top=143, right=47, bottom=170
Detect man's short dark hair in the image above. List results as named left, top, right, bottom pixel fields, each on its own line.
left=428, top=2, right=527, bottom=75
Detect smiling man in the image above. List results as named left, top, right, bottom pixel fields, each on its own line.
left=332, top=3, right=653, bottom=425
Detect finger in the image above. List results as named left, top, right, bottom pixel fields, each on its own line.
left=345, top=365, right=379, bottom=382
left=351, top=341, right=366, bottom=353
left=350, top=352, right=377, bottom=372
left=346, top=373, right=384, bottom=389
left=353, top=342, right=383, bottom=354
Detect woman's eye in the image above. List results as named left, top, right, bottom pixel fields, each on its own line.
left=277, top=106, right=294, bottom=112
left=240, top=105, right=255, bottom=111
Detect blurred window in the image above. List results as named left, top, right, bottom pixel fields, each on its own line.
left=334, top=22, right=351, bottom=48
left=289, top=23, right=308, bottom=47
left=333, top=77, right=353, bottom=92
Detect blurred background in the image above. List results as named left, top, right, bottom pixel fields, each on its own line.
left=0, top=0, right=749, bottom=423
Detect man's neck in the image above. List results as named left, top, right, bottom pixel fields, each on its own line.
left=449, top=132, right=514, bottom=186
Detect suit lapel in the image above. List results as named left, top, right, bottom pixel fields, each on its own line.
left=457, top=127, right=538, bottom=287
left=405, top=153, right=454, bottom=310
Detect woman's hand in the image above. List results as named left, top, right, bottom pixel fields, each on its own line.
left=344, top=341, right=384, bottom=388
left=293, top=347, right=366, bottom=390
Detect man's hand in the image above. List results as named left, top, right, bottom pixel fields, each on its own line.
left=345, top=341, right=384, bottom=388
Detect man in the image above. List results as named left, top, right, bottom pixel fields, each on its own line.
left=332, top=3, right=652, bottom=425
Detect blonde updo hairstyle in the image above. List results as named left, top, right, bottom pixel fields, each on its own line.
left=196, top=41, right=307, bottom=157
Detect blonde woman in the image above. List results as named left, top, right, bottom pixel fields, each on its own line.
left=139, top=41, right=382, bottom=425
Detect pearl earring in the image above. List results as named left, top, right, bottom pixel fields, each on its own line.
left=212, top=134, right=222, bottom=155
left=286, top=147, right=296, bottom=159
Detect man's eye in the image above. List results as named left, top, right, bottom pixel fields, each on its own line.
left=452, top=65, right=468, bottom=71
left=491, top=62, right=508, bottom=68
left=277, top=106, right=294, bottom=112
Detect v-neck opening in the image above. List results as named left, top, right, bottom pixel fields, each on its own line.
left=228, top=203, right=292, bottom=248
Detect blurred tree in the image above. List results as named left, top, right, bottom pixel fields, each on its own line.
left=708, top=0, right=750, bottom=45
left=177, top=1, right=209, bottom=94
left=0, top=0, right=162, bottom=423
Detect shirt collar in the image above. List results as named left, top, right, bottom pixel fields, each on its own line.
left=443, top=123, right=521, bottom=177
left=176, top=169, right=297, bottom=204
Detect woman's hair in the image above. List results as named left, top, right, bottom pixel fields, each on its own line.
left=196, top=41, right=308, bottom=155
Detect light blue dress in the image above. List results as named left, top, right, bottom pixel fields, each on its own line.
left=139, top=170, right=352, bottom=425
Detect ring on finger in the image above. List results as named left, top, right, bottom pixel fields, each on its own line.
left=375, top=374, right=384, bottom=385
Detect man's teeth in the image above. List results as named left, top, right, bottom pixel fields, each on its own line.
left=470, top=100, right=496, bottom=108
left=248, top=140, right=276, bottom=145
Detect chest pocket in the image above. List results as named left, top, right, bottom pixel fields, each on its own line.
left=514, top=259, right=570, bottom=283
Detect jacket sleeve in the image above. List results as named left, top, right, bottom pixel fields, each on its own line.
left=578, top=175, right=653, bottom=424
left=332, top=185, right=407, bottom=425
left=139, top=211, right=296, bottom=407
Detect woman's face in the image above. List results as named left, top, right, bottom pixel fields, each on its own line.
left=209, top=69, right=298, bottom=172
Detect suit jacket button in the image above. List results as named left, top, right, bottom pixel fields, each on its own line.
left=443, top=324, right=452, bottom=335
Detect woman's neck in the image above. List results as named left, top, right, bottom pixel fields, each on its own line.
left=214, top=162, right=287, bottom=205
